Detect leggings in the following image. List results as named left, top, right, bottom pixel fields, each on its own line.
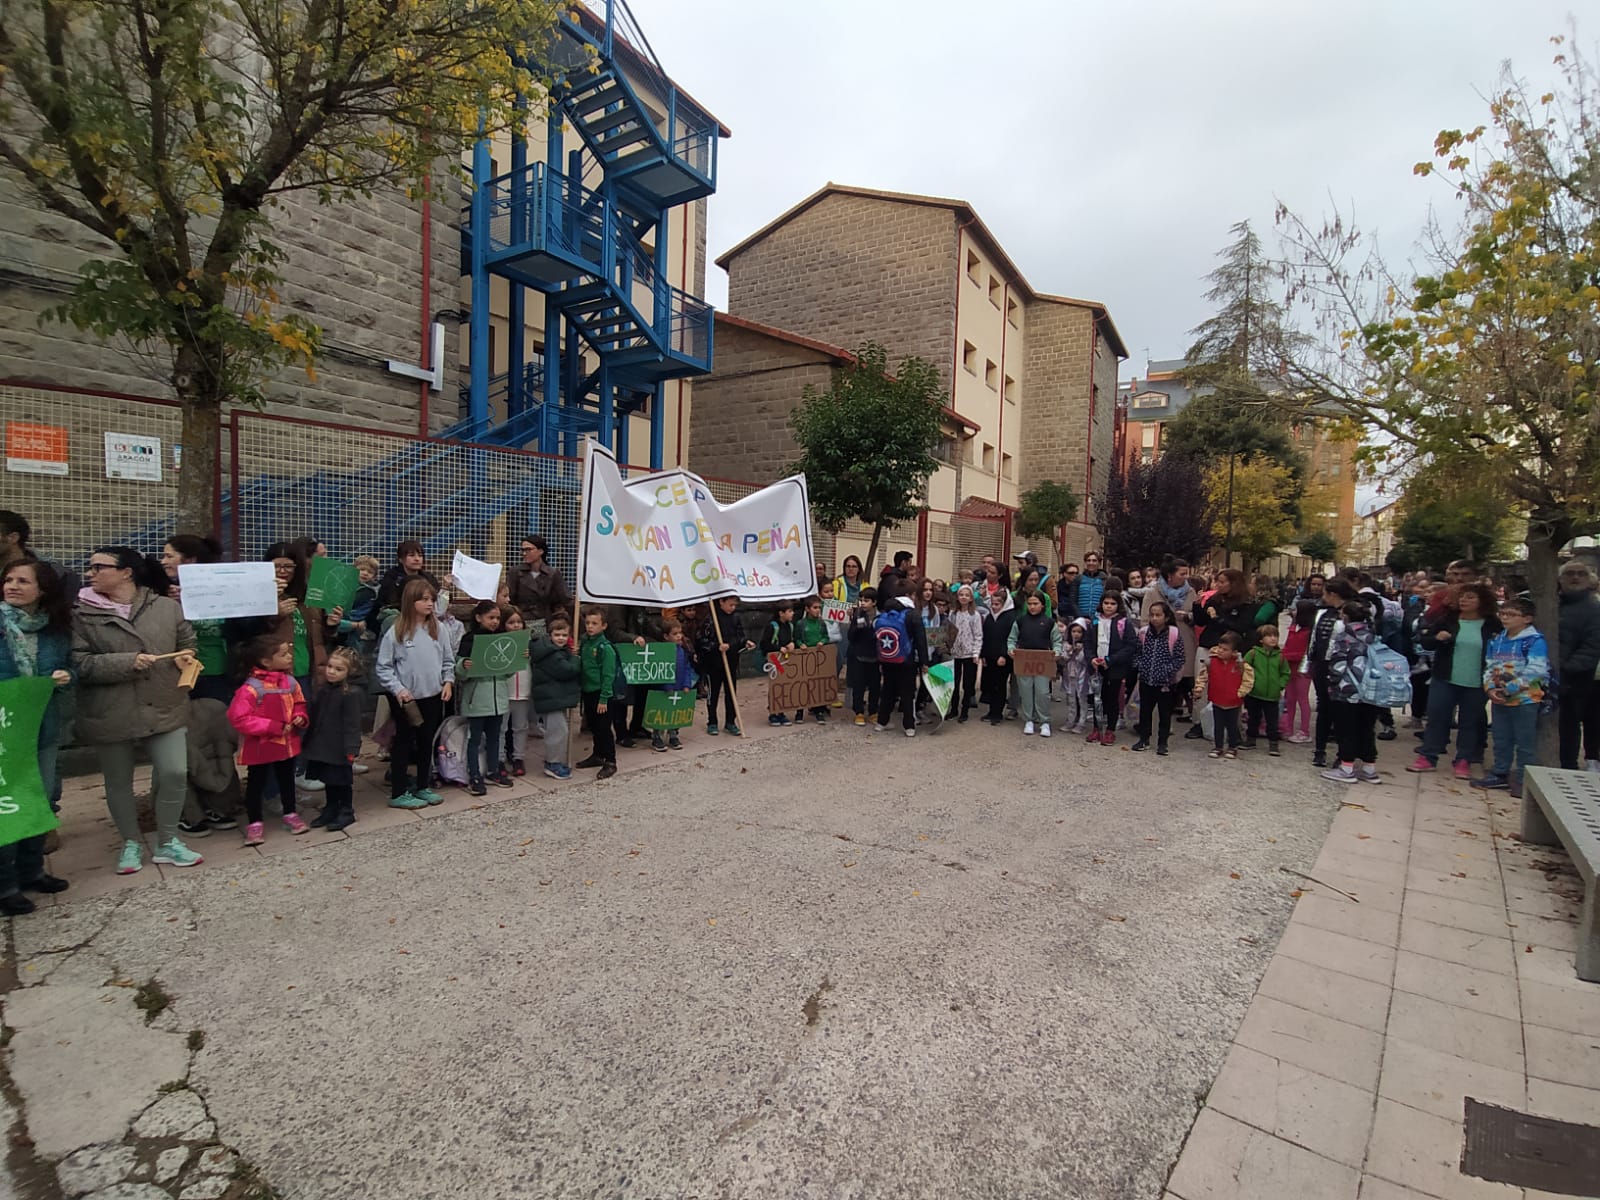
left=97, top=729, right=188, bottom=844
left=1313, top=666, right=1336, bottom=754
left=245, top=758, right=297, bottom=823
left=467, top=713, right=504, bottom=781
left=389, top=694, right=443, bottom=798
left=948, top=658, right=978, bottom=715
left=1100, top=674, right=1123, bottom=730
left=1281, top=673, right=1312, bottom=738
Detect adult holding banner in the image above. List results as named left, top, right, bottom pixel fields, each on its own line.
left=0, top=557, right=72, bottom=912
left=72, top=547, right=203, bottom=875
left=160, top=535, right=231, bottom=702
left=509, top=535, right=570, bottom=639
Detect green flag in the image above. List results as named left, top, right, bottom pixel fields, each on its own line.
left=618, top=642, right=679, bottom=686
left=458, top=630, right=531, bottom=679
left=0, top=677, right=61, bottom=847
left=305, top=558, right=361, bottom=613
left=642, top=690, right=696, bottom=730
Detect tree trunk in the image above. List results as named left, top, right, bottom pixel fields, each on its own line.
left=172, top=342, right=224, bottom=539
left=862, top=520, right=886, bottom=581
left=1527, top=517, right=1569, bottom=768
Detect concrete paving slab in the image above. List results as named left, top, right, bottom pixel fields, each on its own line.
left=1398, top=916, right=1516, bottom=975
left=1204, top=1043, right=1374, bottom=1167
left=1363, top=1098, right=1521, bottom=1200
left=1385, top=991, right=1525, bottom=1074
left=1392, top=950, right=1522, bottom=1021
left=1274, top=921, right=1397, bottom=985
left=1234, top=996, right=1384, bottom=1091
left=1376, top=1036, right=1526, bottom=1121
left=1166, top=1108, right=1359, bottom=1200
left=1256, top=955, right=1393, bottom=1032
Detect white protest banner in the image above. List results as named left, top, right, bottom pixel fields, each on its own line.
left=449, top=550, right=503, bottom=601
left=576, top=440, right=815, bottom=606
left=177, top=562, right=278, bottom=621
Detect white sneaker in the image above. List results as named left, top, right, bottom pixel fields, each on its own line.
left=1040, top=723, right=1052, bottom=738
left=1023, top=721, right=1035, bottom=736
left=1320, top=763, right=1358, bottom=784
left=351, top=763, right=370, bottom=775
left=295, top=775, right=326, bottom=792
left=904, top=728, right=916, bottom=738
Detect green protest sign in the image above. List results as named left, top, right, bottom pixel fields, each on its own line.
left=305, top=558, right=360, bottom=613
left=458, top=630, right=530, bottom=679
left=642, top=690, right=697, bottom=730
left=0, top=677, right=62, bottom=847
left=619, top=642, right=679, bottom=686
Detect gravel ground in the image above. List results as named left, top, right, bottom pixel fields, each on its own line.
left=20, top=717, right=1344, bottom=1200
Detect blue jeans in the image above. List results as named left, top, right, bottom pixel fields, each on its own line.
left=467, top=714, right=503, bottom=781
left=1490, top=703, right=1538, bottom=785
left=1421, top=680, right=1486, bottom=765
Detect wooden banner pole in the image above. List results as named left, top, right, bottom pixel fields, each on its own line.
left=707, top=599, right=747, bottom=733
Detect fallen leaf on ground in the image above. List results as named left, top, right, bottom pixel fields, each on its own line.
left=1106, top=914, right=1126, bottom=922
left=842, top=861, right=857, bottom=868
left=1229, top=872, right=1241, bottom=880
left=1289, top=889, right=1303, bottom=897
left=707, top=918, right=717, bottom=927
left=519, top=837, right=534, bottom=846
left=1357, top=834, right=1371, bottom=840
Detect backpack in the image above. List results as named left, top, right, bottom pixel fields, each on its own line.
left=1356, top=643, right=1413, bottom=708
left=875, top=606, right=911, bottom=664
left=433, top=715, right=471, bottom=786
left=1141, top=624, right=1180, bottom=653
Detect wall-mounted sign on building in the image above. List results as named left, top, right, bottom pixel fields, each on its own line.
left=4, top=421, right=69, bottom=476
left=104, top=432, right=163, bottom=481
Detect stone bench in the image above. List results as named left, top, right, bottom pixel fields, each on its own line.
left=1521, top=766, right=1600, bottom=982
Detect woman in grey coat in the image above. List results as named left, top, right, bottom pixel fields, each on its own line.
left=71, top=547, right=203, bottom=876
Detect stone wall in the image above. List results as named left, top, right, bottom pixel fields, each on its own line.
left=0, top=165, right=458, bottom=434
left=723, top=193, right=957, bottom=391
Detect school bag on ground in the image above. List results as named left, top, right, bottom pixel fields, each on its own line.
left=434, top=715, right=471, bottom=786
left=1356, top=643, right=1412, bottom=708
left=875, top=606, right=911, bottom=664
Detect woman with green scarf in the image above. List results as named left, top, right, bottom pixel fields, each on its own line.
left=0, top=558, right=73, bottom=913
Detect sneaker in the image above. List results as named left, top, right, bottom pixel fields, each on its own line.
left=706, top=722, right=719, bottom=736
left=777, top=715, right=792, bottom=726
left=490, top=772, right=514, bottom=788
left=725, top=724, right=742, bottom=737
left=1101, top=732, right=1116, bottom=747
left=1406, top=754, right=1435, bottom=773
left=1040, top=724, right=1052, bottom=738
left=904, top=728, right=916, bottom=738
left=177, top=816, right=213, bottom=837
left=295, top=775, right=326, bottom=793
left=616, top=737, right=637, bottom=749
left=1156, top=744, right=1170, bottom=756
left=1321, top=763, right=1358, bottom=784
left=652, top=735, right=669, bottom=753
left=1311, top=752, right=1328, bottom=768
left=351, top=762, right=370, bottom=775
left=152, top=838, right=203, bottom=867
left=793, top=712, right=806, bottom=724
left=668, top=735, right=683, bottom=750
left=116, top=840, right=143, bottom=875
left=513, top=760, right=527, bottom=777
left=21, top=874, right=67, bottom=895
left=243, top=821, right=266, bottom=846
left=1085, top=729, right=1099, bottom=743
left=1377, top=727, right=1398, bottom=741
left=415, top=788, right=444, bottom=805
left=1268, top=743, right=1281, bottom=757
left=1470, top=774, right=1510, bottom=790
left=1132, top=738, right=1150, bottom=752
left=598, top=763, right=618, bottom=780
left=768, top=714, right=784, bottom=726
left=0, top=893, right=36, bottom=916
left=1224, top=749, right=1238, bottom=759
left=575, top=755, right=605, bottom=769
left=1185, top=725, right=1206, bottom=740
left=282, top=813, right=310, bottom=835
left=203, top=810, right=238, bottom=830
left=854, top=714, right=867, bottom=727
left=832, top=697, right=844, bottom=708
left=547, top=764, right=573, bottom=780
left=1357, top=766, right=1383, bottom=785
left=1024, top=721, right=1035, bottom=736
left=874, top=723, right=889, bottom=732
left=387, top=792, right=429, bottom=810
left=1452, top=759, right=1472, bottom=782
left=1207, top=749, right=1224, bottom=759
left=1241, top=739, right=1257, bottom=751
left=814, top=710, right=829, bottom=723
left=469, top=779, right=488, bottom=797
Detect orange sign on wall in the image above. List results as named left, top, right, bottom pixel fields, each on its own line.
left=4, top=422, right=69, bottom=476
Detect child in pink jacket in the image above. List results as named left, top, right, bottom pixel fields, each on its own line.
left=227, top=636, right=310, bottom=846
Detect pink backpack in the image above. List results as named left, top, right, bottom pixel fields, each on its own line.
left=1141, top=624, right=1180, bottom=653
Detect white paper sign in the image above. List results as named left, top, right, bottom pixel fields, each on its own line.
left=450, top=550, right=503, bottom=601
left=104, top=432, right=163, bottom=481
left=576, top=440, right=816, bottom=606
left=821, top=601, right=851, bottom=624
left=177, top=562, right=279, bottom=621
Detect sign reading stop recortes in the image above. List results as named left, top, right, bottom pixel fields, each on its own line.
left=4, top=422, right=69, bottom=476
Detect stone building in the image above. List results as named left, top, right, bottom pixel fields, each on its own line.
left=703, top=183, right=1127, bottom=573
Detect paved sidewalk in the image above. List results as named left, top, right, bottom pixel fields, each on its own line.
left=1164, top=765, right=1599, bottom=1200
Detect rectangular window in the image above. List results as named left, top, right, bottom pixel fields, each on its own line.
left=934, top=436, right=958, bottom=465
left=988, top=276, right=1002, bottom=308
left=962, top=341, right=978, bottom=374
left=985, top=359, right=999, bottom=390
left=1001, top=452, right=1014, bottom=480
left=1004, top=375, right=1017, bottom=404
left=1006, top=296, right=1020, bottom=327
left=982, top=442, right=995, bottom=472
left=1141, top=423, right=1157, bottom=448
left=966, top=250, right=981, bottom=284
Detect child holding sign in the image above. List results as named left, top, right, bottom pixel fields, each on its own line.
left=697, top=596, right=753, bottom=737
left=457, top=601, right=515, bottom=796
left=796, top=598, right=831, bottom=724
left=761, top=602, right=799, bottom=727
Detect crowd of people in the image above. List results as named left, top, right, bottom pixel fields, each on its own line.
left=4, top=500, right=1598, bottom=915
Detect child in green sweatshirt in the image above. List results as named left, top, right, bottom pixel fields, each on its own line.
left=795, top=596, right=832, bottom=724
left=1243, top=624, right=1291, bottom=755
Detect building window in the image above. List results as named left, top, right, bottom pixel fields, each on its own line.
left=982, top=442, right=995, bottom=472
left=934, top=435, right=958, bottom=465
left=1131, top=391, right=1166, bottom=410
left=988, top=275, right=1002, bottom=308
left=1141, top=423, right=1157, bottom=449
left=985, top=359, right=999, bottom=390
left=962, top=341, right=978, bottom=374
left=1001, top=452, right=1014, bottom=480
left=1004, top=375, right=1016, bottom=404
left=966, top=250, right=981, bottom=284
left=1140, top=449, right=1154, bottom=464
left=1006, top=296, right=1020, bottom=328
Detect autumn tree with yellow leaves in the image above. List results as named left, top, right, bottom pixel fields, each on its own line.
left=0, top=0, right=570, bottom=529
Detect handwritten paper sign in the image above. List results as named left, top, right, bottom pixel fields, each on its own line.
left=821, top=601, right=851, bottom=625
left=922, top=662, right=955, bottom=719
left=458, top=630, right=530, bottom=679
left=619, top=642, right=678, bottom=686
left=1011, top=649, right=1058, bottom=678
left=766, top=644, right=840, bottom=713
left=643, top=690, right=697, bottom=730
left=576, top=439, right=815, bottom=607
left=177, top=562, right=278, bottom=621
left=305, top=558, right=360, bottom=613
left=0, top=677, right=61, bottom=846
left=450, top=550, right=503, bottom=601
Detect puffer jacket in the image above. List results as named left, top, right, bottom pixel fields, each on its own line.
left=186, top=698, right=239, bottom=795
left=529, top=634, right=582, bottom=714
left=71, top=588, right=196, bottom=744
left=457, top=629, right=512, bottom=717
left=1558, top=589, right=1600, bottom=681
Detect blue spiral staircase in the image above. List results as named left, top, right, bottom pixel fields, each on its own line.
left=451, top=0, right=719, bottom=469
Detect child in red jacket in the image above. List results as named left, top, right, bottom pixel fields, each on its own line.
left=1194, top=632, right=1254, bottom=759
left=227, top=636, right=310, bottom=846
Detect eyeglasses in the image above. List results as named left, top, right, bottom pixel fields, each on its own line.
left=85, top=563, right=120, bottom=574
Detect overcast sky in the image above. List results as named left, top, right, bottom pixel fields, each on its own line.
left=645, top=0, right=1583, bottom=383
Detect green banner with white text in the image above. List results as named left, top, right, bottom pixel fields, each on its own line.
left=0, top=677, right=61, bottom=847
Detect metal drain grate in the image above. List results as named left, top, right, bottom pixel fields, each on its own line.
left=1461, top=1098, right=1600, bottom=1195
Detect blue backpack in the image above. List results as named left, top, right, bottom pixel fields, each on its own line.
left=875, top=606, right=911, bottom=664
left=1357, top=642, right=1413, bottom=708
